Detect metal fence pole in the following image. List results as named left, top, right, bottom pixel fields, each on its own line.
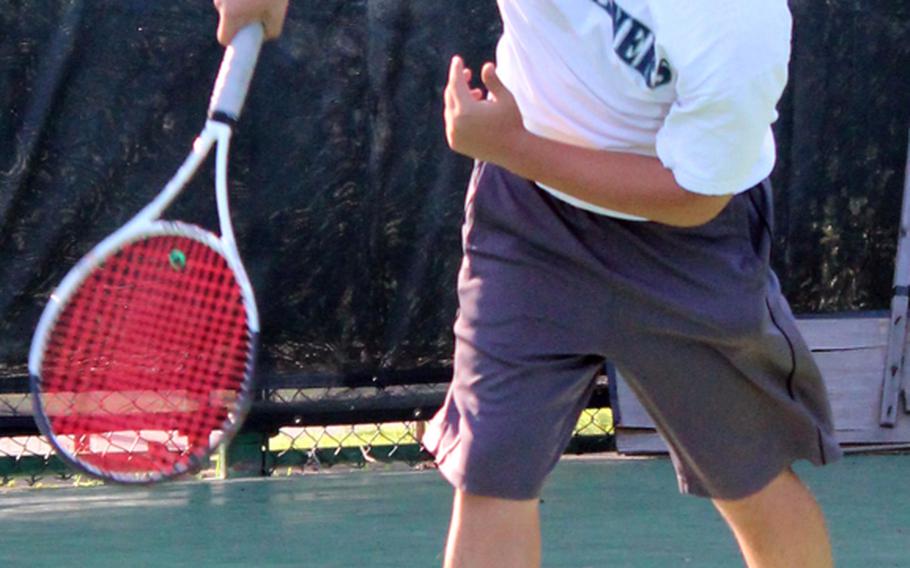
left=880, top=127, right=910, bottom=426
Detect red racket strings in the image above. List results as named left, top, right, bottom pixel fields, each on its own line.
left=38, top=235, right=251, bottom=476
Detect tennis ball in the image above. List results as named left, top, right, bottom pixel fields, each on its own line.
left=169, top=249, right=187, bottom=271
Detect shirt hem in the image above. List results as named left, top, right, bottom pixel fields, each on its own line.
left=534, top=182, right=650, bottom=221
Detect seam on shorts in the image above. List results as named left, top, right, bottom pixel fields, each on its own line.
left=765, top=297, right=798, bottom=399
left=747, top=185, right=774, bottom=243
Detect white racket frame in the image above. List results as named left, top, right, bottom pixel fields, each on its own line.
left=28, top=25, right=265, bottom=483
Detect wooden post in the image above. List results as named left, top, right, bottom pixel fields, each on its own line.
left=215, top=440, right=229, bottom=480
left=880, top=128, right=910, bottom=426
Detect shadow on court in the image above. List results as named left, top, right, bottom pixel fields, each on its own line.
left=0, top=454, right=907, bottom=567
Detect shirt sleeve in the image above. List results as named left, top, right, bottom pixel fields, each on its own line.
left=650, top=0, right=792, bottom=196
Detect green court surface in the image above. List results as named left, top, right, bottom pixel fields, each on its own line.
left=1, top=454, right=907, bottom=567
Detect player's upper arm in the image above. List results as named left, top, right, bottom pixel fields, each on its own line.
left=650, top=0, right=792, bottom=196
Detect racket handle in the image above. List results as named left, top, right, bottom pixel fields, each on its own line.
left=208, top=23, right=265, bottom=124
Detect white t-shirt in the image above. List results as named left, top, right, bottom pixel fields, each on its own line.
left=496, top=0, right=792, bottom=219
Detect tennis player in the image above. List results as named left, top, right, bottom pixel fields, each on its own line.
left=216, top=1, right=842, bottom=567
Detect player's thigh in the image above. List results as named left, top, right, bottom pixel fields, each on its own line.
left=425, top=163, right=610, bottom=500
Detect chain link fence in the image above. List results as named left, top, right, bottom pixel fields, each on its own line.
left=0, top=372, right=615, bottom=487
left=259, top=407, right=614, bottom=476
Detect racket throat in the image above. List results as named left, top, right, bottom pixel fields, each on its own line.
left=208, top=110, right=240, bottom=128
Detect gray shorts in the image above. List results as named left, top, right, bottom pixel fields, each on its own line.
left=423, top=162, right=842, bottom=500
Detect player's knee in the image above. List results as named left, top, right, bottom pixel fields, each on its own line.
left=455, top=433, right=552, bottom=500
left=714, top=467, right=800, bottom=511
left=456, top=488, right=539, bottom=509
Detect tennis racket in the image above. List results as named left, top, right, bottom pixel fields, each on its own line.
left=27, top=24, right=265, bottom=483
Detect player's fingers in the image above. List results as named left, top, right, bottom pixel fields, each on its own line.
left=217, top=17, right=242, bottom=46
left=480, top=62, right=512, bottom=102
left=261, top=0, right=289, bottom=40
left=447, top=56, right=471, bottom=103
left=214, top=0, right=238, bottom=45
left=443, top=88, right=454, bottom=113
left=443, top=76, right=456, bottom=109
left=463, top=69, right=484, bottom=100
left=215, top=0, right=287, bottom=45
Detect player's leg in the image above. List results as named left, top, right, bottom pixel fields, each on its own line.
left=593, top=181, right=840, bottom=556
left=443, top=490, right=541, bottom=568
left=713, top=468, right=833, bottom=568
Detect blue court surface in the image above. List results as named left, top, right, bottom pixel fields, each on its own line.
left=1, top=454, right=907, bottom=567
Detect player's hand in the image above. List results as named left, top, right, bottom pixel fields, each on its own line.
left=214, top=0, right=289, bottom=45
left=444, top=56, right=527, bottom=165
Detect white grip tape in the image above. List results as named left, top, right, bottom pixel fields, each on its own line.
left=208, top=23, right=265, bottom=121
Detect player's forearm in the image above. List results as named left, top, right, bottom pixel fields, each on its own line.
left=443, top=58, right=731, bottom=227
left=499, top=131, right=731, bottom=227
